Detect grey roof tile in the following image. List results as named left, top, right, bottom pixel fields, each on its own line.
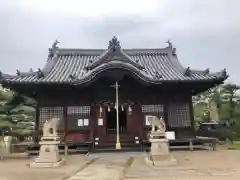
left=1, top=37, right=228, bottom=85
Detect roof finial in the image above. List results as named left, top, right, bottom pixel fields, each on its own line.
left=166, top=40, right=177, bottom=55
left=184, top=67, right=191, bottom=76
left=166, top=40, right=172, bottom=49
left=37, top=68, right=44, bottom=78
left=49, top=39, right=59, bottom=57
left=203, top=68, right=210, bottom=75
left=108, top=36, right=121, bottom=50
left=52, top=39, right=59, bottom=49
left=16, top=69, right=20, bottom=76
left=221, top=68, right=228, bottom=78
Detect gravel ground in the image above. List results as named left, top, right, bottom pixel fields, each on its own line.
left=0, top=150, right=239, bottom=180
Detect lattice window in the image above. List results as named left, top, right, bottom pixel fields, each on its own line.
left=168, top=103, right=191, bottom=127
left=142, top=104, right=164, bottom=125
left=39, top=106, right=63, bottom=128
left=67, top=106, right=90, bottom=116
left=141, top=104, right=164, bottom=113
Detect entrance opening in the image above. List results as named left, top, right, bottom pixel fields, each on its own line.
left=106, top=107, right=127, bottom=134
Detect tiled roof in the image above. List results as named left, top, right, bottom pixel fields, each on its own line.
left=1, top=37, right=228, bottom=85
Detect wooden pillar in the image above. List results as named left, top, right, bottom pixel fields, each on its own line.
left=63, top=106, right=68, bottom=157
left=189, top=96, right=195, bottom=131
left=163, top=98, right=169, bottom=130
left=137, top=103, right=143, bottom=139
left=34, top=102, right=40, bottom=143
left=90, top=105, right=95, bottom=141
left=103, top=106, right=107, bottom=138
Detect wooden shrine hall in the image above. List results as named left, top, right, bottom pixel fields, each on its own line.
left=0, top=36, right=228, bottom=152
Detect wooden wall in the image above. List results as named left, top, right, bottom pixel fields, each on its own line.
left=35, top=76, right=194, bottom=140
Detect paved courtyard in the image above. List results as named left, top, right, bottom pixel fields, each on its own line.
left=0, top=150, right=239, bottom=180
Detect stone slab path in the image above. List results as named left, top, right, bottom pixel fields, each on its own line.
left=124, top=150, right=240, bottom=180
left=0, top=155, right=95, bottom=180
left=125, top=157, right=236, bottom=179
left=64, top=151, right=240, bottom=180
left=67, top=155, right=132, bottom=180
left=0, top=150, right=239, bottom=180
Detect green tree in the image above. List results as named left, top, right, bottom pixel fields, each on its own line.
left=193, top=86, right=222, bottom=122
left=193, top=83, right=240, bottom=140
left=220, top=84, right=240, bottom=121
left=0, top=85, right=36, bottom=136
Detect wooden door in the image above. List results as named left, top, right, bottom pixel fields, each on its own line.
left=127, top=104, right=143, bottom=138
left=91, top=106, right=107, bottom=141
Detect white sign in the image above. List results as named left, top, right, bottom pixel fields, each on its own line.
left=77, top=119, right=83, bottom=126
left=145, top=115, right=153, bottom=126
left=83, top=119, right=89, bottom=126
left=165, top=131, right=175, bottom=140
left=98, top=118, right=103, bottom=126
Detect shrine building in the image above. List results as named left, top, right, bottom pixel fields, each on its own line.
left=0, top=36, right=228, bottom=151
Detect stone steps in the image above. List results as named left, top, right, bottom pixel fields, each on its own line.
left=94, top=134, right=141, bottom=153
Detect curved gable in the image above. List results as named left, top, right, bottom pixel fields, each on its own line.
left=86, top=36, right=144, bottom=71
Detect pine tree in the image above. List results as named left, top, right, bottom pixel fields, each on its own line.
left=0, top=85, right=36, bottom=137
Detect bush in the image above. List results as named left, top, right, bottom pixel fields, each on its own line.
left=232, top=122, right=240, bottom=141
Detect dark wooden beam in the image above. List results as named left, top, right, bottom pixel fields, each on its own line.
left=34, top=101, right=40, bottom=143
left=63, top=106, right=68, bottom=156
left=188, top=96, right=195, bottom=131
left=163, top=98, right=169, bottom=130
left=63, top=106, right=68, bottom=138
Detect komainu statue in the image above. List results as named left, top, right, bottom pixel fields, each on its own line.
left=30, top=117, right=64, bottom=168
left=42, top=117, right=60, bottom=137
left=151, top=116, right=166, bottom=133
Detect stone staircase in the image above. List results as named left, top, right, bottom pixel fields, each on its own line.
left=93, top=133, right=142, bottom=153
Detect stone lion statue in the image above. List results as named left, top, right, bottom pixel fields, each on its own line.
left=43, top=117, right=60, bottom=137
left=151, top=116, right=166, bottom=133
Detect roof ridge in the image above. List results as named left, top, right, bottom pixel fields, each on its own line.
left=55, top=48, right=169, bottom=57
left=56, top=47, right=168, bottom=52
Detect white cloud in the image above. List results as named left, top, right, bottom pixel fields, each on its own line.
left=0, top=0, right=240, bottom=83
left=15, top=0, right=159, bottom=16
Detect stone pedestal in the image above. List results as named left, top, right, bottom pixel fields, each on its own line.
left=30, top=136, right=65, bottom=168
left=146, top=131, right=177, bottom=167
left=4, top=136, right=12, bottom=157
left=0, top=136, right=12, bottom=160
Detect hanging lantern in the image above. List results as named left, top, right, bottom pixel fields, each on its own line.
left=128, top=105, right=132, bottom=115
left=108, top=105, right=110, bottom=112
left=121, top=104, right=124, bottom=111
left=99, top=105, right=102, bottom=117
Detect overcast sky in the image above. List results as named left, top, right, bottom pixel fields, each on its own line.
left=0, top=0, right=239, bottom=83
